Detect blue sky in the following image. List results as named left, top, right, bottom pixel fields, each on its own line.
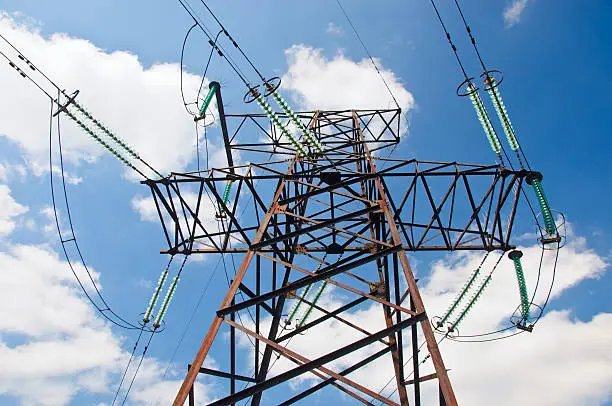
left=0, top=0, right=610, bottom=405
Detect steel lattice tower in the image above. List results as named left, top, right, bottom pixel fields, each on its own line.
left=145, top=106, right=531, bottom=406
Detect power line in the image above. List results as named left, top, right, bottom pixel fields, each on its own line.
left=120, top=331, right=156, bottom=406
left=335, top=0, right=401, bottom=110
left=112, top=327, right=145, bottom=406
left=119, top=255, right=189, bottom=404
left=48, top=94, right=158, bottom=332
left=180, top=22, right=200, bottom=116
left=198, top=0, right=268, bottom=82
left=175, top=0, right=252, bottom=87
left=158, top=255, right=222, bottom=384
left=451, top=0, right=533, bottom=171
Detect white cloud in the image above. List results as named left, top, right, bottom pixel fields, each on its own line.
left=0, top=162, right=27, bottom=182
left=51, top=165, right=83, bottom=185
left=131, top=190, right=226, bottom=249
left=504, top=0, right=530, bottom=28
left=0, top=189, right=216, bottom=405
left=444, top=310, right=612, bottom=406
left=0, top=184, right=28, bottom=235
left=280, top=45, right=415, bottom=149
left=0, top=241, right=214, bottom=405
left=282, top=45, right=414, bottom=114
left=0, top=243, right=121, bottom=404
left=234, top=229, right=611, bottom=405
left=326, top=22, right=343, bottom=36
left=131, top=195, right=160, bottom=223
left=0, top=13, right=220, bottom=179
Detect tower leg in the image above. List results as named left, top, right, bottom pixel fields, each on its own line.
left=173, top=163, right=296, bottom=406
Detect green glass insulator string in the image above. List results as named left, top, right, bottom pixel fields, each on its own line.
left=527, top=173, right=557, bottom=236
left=222, top=181, right=232, bottom=204
left=508, top=250, right=530, bottom=320
left=199, top=83, right=217, bottom=117
left=254, top=94, right=306, bottom=156
left=151, top=256, right=188, bottom=329
left=286, top=284, right=313, bottom=324
left=438, top=267, right=481, bottom=327
left=269, top=90, right=324, bottom=152
left=153, top=275, right=180, bottom=329
left=71, top=101, right=141, bottom=161
left=486, top=83, right=519, bottom=152
left=63, top=109, right=142, bottom=176
left=467, top=84, right=502, bottom=157
left=297, top=280, right=328, bottom=328
left=217, top=180, right=233, bottom=214
left=449, top=274, right=492, bottom=332
left=286, top=253, right=330, bottom=325
left=142, top=259, right=173, bottom=324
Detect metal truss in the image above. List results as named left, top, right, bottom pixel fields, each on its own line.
left=157, top=109, right=537, bottom=405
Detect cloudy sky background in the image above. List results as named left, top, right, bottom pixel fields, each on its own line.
left=0, top=0, right=611, bottom=405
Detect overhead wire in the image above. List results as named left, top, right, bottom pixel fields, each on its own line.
left=334, top=0, right=413, bottom=172
left=427, top=0, right=514, bottom=167
left=197, top=0, right=267, bottom=82
left=451, top=0, right=533, bottom=171
left=118, top=255, right=190, bottom=405
left=180, top=22, right=200, bottom=116
left=158, top=255, right=222, bottom=384
left=335, top=0, right=401, bottom=110
left=111, top=327, right=145, bottom=406
left=48, top=92, right=159, bottom=332
left=2, top=35, right=161, bottom=179
left=120, top=330, right=156, bottom=406
left=176, top=0, right=252, bottom=87
left=0, top=32, right=59, bottom=97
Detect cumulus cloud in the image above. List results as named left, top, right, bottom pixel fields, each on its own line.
left=0, top=243, right=121, bottom=404
left=0, top=13, right=219, bottom=178
left=234, top=229, right=611, bottom=405
left=504, top=0, right=530, bottom=28
left=282, top=45, right=414, bottom=114
left=0, top=184, right=28, bottom=235
left=0, top=162, right=27, bottom=182
left=0, top=187, right=216, bottom=405
left=132, top=190, right=220, bottom=235
left=0, top=239, right=213, bottom=405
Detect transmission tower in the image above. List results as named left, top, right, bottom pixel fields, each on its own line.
left=143, top=94, right=533, bottom=405
left=0, top=0, right=560, bottom=401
